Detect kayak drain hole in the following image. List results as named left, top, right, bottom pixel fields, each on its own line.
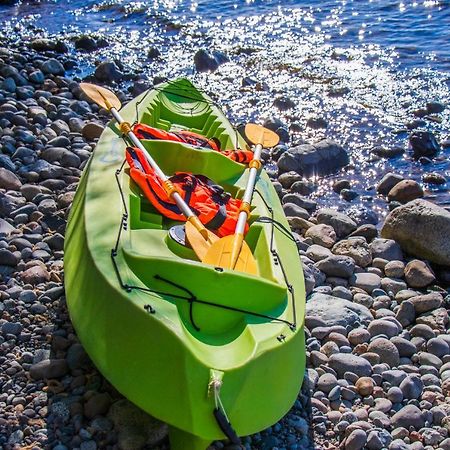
left=214, top=267, right=224, bottom=272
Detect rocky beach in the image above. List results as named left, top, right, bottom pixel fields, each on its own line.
left=1, top=1, right=450, bottom=449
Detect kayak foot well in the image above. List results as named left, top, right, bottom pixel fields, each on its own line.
left=168, top=426, right=212, bottom=450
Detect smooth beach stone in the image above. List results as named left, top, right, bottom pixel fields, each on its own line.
left=399, top=375, right=423, bottom=399
left=367, top=338, right=400, bottom=368
left=391, top=405, right=425, bottom=429
left=329, top=353, right=372, bottom=378
left=368, top=319, right=400, bottom=338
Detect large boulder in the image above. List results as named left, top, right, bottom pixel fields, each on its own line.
left=381, top=199, right=450, bottom=266
left=277, top=139, right=349, bottom=177
left=305, top=293, right=372, bottom=328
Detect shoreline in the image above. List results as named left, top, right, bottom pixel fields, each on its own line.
left=0, top=32, right=449, bottom=450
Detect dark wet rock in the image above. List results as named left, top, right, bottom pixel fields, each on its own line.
left=43, top=233, right=64, bottom=250
left=31, top=38, right=68, bottom=53
left=194, top=49, right=228, bottom=72
left=277, top=139, right=349, bottom=177
left=391, top=405, right=425, bottom=429
left=2, top=321, right=23, bottom=336
left=263, top=117, right=290, bottom=142
left=376, top=173, right=405, bottom=196
left=41, top=58, right=65, bottom=76
left=306, top=116, right=328, bottom=129
left=422, top=172, right=447, bottom=185
left=1, top=77, right=16, bottom=92
left=0, top=154, right=16, bottom=172
left=409, top=130, right=441, bottom=159
left=341, top=189, right=359, bottom=202
left=29, top=359, right=69, bottom=380
left=329, top=353, right=372, bottom=377
left=371, top=146, right=404, bottom=159
left=406, top=118, right=427, bottom=130
left=130, top=79, right=152, bottom=96
left=0, top=167, right=22, bottom=190
left=387, top=180, right=424, bottom=203
left=74, top=35, right=98, bottom=51
left=147, top=47, right=161, bottom=58
left=381, top=199, right=450, bottom=266
left=273, top=96, right=296, bottom=111
left=94, top=61, right=123, bottom=82
left=316, top=208, right=357, bottom=238
left=278, top=171, right=301, bottom=188
left=328, top=85, right=350, bottom=96
left=404, top=260, right=435, bottom=287
left=290, top=180, right=315, bottom=195
left=283, top=202, right=309, bottom=220
left=426, top=101, right=446, bottom=114
left=333, top=179, right=351, bottom=193
left=305, top=293, right=372, bottom=327
left=271, top=143, right=288, bottom=161
left=370, top=238, right=403, bottom=261
left=0, top=248, right=19, bottom=266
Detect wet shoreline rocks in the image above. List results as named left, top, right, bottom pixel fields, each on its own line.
left=0, top=32, right=449, bottom=450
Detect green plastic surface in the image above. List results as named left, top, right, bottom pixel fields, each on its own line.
left=64, top=78, right=306, bottom=449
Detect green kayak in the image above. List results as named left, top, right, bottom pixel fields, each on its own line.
left=65, top=78, right=305, bottom=449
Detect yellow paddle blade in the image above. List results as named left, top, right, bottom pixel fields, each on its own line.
left=203, top=235, right=258, bottom=275
left=185, top=221, right=219, bottom=261
left=245, top=123, right=280, bottom=147
left=79, top=83, right=122, bottom=111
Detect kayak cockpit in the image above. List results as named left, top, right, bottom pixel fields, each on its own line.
left=115, top=139, right=289, bottom=338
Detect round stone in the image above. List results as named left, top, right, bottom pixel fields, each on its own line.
left=355, top=377, right=374, bottom=396
left=367, top=338, right=400, bottom=368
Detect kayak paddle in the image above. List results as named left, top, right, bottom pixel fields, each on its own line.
left=79, top=83, right=218, bottom=260
left=203, top=124, right=279, bottom=274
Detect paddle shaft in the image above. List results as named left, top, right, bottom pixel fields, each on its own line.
left=235, top=143, right=263, bottom=234
left=110, top=108, right=202, bottom=224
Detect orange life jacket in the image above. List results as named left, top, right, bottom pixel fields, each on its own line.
left=126, top=146, right=248, bottom=237
left=133, top=123, right=254, bottom=165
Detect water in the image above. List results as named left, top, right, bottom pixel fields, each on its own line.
left=1, top=0, right=449, bottom=221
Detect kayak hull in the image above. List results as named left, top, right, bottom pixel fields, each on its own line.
left=65, top=78, right=305, bottom=448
